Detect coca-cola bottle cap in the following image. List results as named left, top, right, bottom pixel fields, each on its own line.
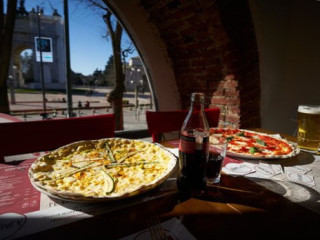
left=191, top=92, right=205, bottom=102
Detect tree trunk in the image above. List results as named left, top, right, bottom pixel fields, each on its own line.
left=111, top=96, right=123, bottom=130
left=0, top=0, right=17, bottom=114
left=104, top=11, right=125, bottom=131
left=112, top=25, right=124, bottom=130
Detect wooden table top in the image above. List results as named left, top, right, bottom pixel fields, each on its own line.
left=12, top=129, right=320, bottom=239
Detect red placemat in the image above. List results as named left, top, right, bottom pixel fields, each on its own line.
left=0, top=159, right=41, bottom=214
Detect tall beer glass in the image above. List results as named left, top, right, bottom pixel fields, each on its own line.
left=297, top=105, right=320, bottom=152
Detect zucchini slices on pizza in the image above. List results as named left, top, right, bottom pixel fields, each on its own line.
left=28, top=138, right=177, bottom=202
left=209, top=128, right=299, bottom=159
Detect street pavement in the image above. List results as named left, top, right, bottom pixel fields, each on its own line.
left=8, top=88, right=151, bottom=131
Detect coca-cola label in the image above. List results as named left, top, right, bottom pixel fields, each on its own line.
left=179, top=135, right=209, bottom=154
left=179, top=135, right=196, bottom=154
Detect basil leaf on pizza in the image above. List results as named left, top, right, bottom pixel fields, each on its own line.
left=256, top=139, right=266, bottom=146
left=249, top=147, right=258, bottom=154
left=209, top=128, right=300, bottom=159
left=28, top=138, right=177, bottom=202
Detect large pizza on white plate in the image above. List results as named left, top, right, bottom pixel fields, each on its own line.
left=209, top=128, right=300, bottom=159
left=28, top=138, right=177, bottom=202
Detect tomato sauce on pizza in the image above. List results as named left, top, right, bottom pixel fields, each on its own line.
left=209, top=129, right=299, bottom=159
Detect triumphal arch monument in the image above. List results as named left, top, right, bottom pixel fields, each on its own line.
left=11, top=4, right=66, bottom=89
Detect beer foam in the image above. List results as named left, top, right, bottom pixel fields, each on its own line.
left=298, top=105, right=320, bottom=114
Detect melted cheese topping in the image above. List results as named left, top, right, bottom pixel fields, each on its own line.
left=30, top=138, right=176, bottom=199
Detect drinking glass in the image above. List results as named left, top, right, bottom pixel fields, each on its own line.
left=205, top=137, right=227, bottom=185
left=297, top=105, right=320, bottom=153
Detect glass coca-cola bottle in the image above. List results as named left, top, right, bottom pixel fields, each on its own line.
left=177, top=92, right=209, bottom=197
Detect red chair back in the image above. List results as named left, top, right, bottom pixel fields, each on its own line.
left=146, top=108, right=220, bottom=142
left=0, top=114, right=115, bottom=162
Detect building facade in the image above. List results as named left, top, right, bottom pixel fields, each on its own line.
left=124, top=57, right=148, bottom=93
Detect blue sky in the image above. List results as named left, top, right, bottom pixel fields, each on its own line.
left=15, top=0, right=137, bottom=75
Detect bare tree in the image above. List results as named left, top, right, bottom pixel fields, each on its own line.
left=0, top=0, right=17, bottom=114
left=103, top=10, right=125, bottom=130
left=84, top=0, right=127, bottom=130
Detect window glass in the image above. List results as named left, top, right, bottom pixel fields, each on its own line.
left=8, top=0, right=153, bottom=132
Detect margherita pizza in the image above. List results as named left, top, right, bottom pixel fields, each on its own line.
left=209, top=128, right=299, bottom=159
left=28, top=138, right=177, bottom=202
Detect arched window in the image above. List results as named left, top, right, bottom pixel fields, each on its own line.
left=10, top=0, right=180, bottom=134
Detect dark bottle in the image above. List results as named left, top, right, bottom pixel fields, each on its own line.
left=177, top=92, right=209, bottom=197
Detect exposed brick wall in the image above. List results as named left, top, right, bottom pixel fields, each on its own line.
left=138, top=0, right=261, bottom=128
left=211, top=74, right=240, bottom=128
